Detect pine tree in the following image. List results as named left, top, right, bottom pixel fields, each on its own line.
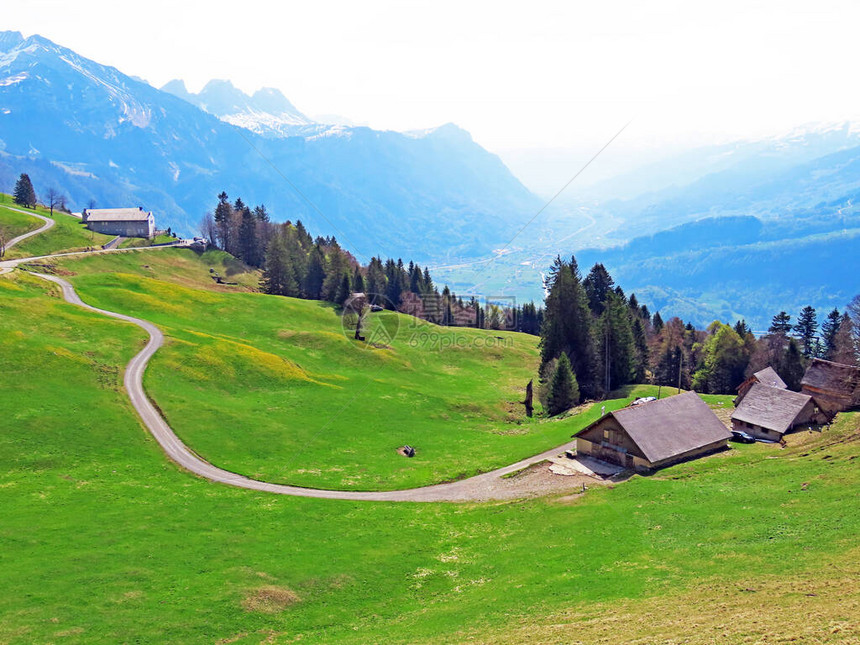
left=352, top=267, right=366, bottom=293
left=213, top=192, right=233, bottom=252
left=238, top=208, right=261, bottom=267
left=652, top=312, right=664, bottom=333
left=539, top=257, right=597, bottom=397
left=262, top=234, right=292, bottom=296
left=303, top=243, right=326, bottom=300
left=598, top=291, right=635, bottom=391
left=781, top=338, right=805, bottom=390
left=13, top=173, right=36, bottom=208
left=769, top=311, right=792, bottom=335
left=632, top=317, right=649, bottom=382
left=547, top=353, right=579, bottom=415
left=335, top=273, right=352, bottom=306
left=583, top=263, right=615, bottom=315
left=793, top=306, right=818, bottom=357
left=821, top=308, right=841, bottom=359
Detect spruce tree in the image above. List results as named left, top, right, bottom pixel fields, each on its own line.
left=13, top=173, right=36, bottom=208
left=303, top=244, right=326, bottom=300
left=238, top=208, right=260, bottom=267
left=583, top=263, right=615, bottom=315
left=262, top=234, right=290, bottom=296
left=547, top=353, right=579, bottom=415
left=781, top=338, right=805, bottom=390
left=769, top=311, right=792, bottom=335
left=652, top=312, right=664, bottom=333
left=821, top=308, right=841, bottom=359
left=793, top=306, right=818, bottom=357
left=335, top=273, right=352, bottom=306
left=539, top=257, right=597, bottom=398
left=598, top=291, right=636, bottom=391
left=632, top=317, right=649, bottom=382
left=352, top=267, right=366, bottom=294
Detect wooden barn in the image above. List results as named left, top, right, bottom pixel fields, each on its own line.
left=735, top=366, right=787, bottom=406
left=801, top=358, right=860, bottom=418
left=574, top=391, right=731, bottom=471
left=731, top=383, right=823, bottom=441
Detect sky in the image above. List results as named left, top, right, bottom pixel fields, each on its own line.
left=5, top=0, right=860, bottom=193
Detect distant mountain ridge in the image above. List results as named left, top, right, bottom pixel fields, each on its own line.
left=161, top=78, right=317, bottom=137
left=0, top=30, right=539, bottom=260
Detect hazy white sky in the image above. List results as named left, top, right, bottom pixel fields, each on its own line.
left=5, top=0, right=860, bottom=156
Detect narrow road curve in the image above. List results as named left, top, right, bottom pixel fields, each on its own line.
left=2, top=206, right=55, bottom=251
left=32, top=272, right=581, bottom=502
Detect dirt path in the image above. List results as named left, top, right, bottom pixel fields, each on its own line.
left=1, top=206, right=55, bottom=257
left=30, top=271, right=606, bottom=502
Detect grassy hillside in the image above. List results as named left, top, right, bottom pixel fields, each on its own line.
left=0, top=197, right=114, bottom=259
left=55, top=248, right=557, bottom=490
left=0, top=200, right=42, bottom=241
left=2, top=269, right=860, bottom=643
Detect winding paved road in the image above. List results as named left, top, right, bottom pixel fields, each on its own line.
left=2, top=205, right=54, bottom=253
left=1, top=211, right=588, bottom=501
left=29, top=272, right=584, bottom=502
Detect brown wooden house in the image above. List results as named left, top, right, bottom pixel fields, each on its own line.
left=574, top=391, right=731, bottom=471
left=801, top=358, right=860, bottom=418
left=731, top=383, right=823, bottom=441
left=735, top=366, right=787, bottom=406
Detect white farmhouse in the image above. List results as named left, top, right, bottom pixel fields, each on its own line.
left=83, top=207, right=155, bottom=238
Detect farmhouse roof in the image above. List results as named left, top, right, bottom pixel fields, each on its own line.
left=753, top=366, right=787, bottom=390
left=801, top=358, right=860, bottom=396
left=85, top=207, right=152, bottom=222
left=576, top=391, right=731, bottom=464
left=731, top=384, right=813, bottom=434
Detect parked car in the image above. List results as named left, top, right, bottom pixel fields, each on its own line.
left=370, top=304, right=384, bottom=312
left=731, top=430, right=756, bottom=443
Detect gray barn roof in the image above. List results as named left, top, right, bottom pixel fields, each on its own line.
left=576, top=391, right=731, bottom=464
left=753, top=366, right=787, bottom=390
left=801, top=358, right=860, bottom=396
left=86, top=207, right=152, bottom=222
left=731, top=383, right=813, bottom=433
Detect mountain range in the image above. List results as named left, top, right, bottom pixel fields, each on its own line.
left=0, top=30, right=539, bottom=260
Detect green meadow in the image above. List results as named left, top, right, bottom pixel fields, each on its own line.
left=0, top=201, right=42, bottom=242
left=0, top=198, right=113, bottom=259
left=1, top=269, right=859, bottom=643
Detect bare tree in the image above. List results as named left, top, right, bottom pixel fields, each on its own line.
left=45, top=188, right=65, bottom=216
left=848, top=294, right=860, bottom=341
left=0, top=226, right=7, bottom=258
left=200, top=212, right=218, bottom=246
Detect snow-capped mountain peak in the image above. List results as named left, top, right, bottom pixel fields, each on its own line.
left=161, top=78, right=315, bottom=137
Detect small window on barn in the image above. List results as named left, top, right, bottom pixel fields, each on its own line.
left=603, top=429, right=610, bottom=441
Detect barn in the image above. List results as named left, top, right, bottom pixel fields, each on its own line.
left=801, top=358, right=860, bottom=418
left=573, top=391, right=731, bottom=471
left=735, top=366, right=787, bottom=406
left=731, top=383, right=823, bottom=441
left=83, top=207, right=155, bottom=238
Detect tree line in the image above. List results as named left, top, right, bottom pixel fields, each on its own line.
left=201, top=193, right=544, bottom=331
left=539, top=255, right=860, bottom=415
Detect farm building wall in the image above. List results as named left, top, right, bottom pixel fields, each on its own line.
left=86, top=216, right=154, bottom=238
